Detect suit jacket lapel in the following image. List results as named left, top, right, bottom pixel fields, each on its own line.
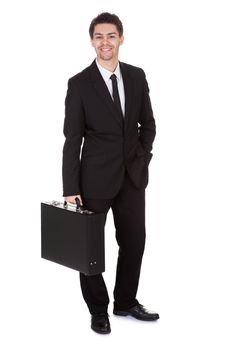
left=90, top=60, right=122, bottom=127
left=120, top=62, right=133, bottom=130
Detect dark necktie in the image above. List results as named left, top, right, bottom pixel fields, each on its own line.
left=110, top=74, right=124, bottom=119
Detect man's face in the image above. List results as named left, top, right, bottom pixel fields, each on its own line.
left=91, top=23, right=124, bottom=62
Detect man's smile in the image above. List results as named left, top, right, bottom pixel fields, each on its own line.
left=100, top=47, right=112, bottom=52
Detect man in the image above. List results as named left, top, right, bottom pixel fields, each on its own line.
left=62, top=12, right=159, bottom=334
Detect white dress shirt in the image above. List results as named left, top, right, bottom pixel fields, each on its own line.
left=95, top=59, right=125, bottom=116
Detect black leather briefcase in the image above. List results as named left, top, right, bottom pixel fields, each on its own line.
left=41, top=200, right=106, bottom=275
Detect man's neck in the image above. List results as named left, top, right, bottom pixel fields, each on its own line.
left=96, top=57, right=119, bottom=73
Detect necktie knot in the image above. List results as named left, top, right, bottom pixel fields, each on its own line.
left=110, top=74, right=117, bottom=82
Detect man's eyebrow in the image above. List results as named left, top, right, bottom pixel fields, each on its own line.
left=94, top=32, right=118, bottom=36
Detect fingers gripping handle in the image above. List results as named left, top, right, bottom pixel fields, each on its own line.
left=64, top=197, right=81, bottom=210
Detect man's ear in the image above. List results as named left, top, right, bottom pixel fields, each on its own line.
left=120, top=35, right=124, bottom=45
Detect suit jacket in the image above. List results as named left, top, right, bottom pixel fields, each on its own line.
left=62, top=60, right=156, bottom=198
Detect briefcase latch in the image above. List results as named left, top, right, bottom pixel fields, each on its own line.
left=51, top=200, right=61, bottom=206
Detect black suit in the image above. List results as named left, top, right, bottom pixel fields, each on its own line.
left=62, top=60, right=156, bottom=314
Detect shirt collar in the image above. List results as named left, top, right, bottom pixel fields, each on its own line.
left=95, top=59, right=122, bottom=82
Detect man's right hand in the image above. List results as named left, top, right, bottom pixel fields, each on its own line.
left=64, top=194, right=83, bottom=206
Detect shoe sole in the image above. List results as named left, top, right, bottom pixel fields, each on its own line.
left=113, top=310, right=160, bottom=321
left=91, top=326, right=111, bottom=334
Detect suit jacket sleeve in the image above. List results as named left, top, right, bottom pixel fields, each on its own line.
left=138, top=70, right=156, bottom=160
left=62, top=78, right=84, bottom=197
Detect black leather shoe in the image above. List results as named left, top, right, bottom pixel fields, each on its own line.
left=91, top=313, right=111, bottom=334
left=113, top=304, right=160, bottom=321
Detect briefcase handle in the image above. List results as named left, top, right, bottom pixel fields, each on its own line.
left=64, top=196, right=81, bottom=209
left=63, top=197, right=93, bottom=215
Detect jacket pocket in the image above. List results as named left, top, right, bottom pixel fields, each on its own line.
left=136, top=144, right=153, bottom=165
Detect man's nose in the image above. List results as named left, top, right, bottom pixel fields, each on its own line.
left=102, top=36, right=109, bottom=45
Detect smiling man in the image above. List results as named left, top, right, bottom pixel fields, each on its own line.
left=62, top=12, right=159, bottom=334
left=92, top=24, right=124, bottom=63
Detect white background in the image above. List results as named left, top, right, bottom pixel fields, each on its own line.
left=1, top=0, right=233, bottom=349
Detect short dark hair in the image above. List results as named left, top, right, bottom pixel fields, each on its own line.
left=89, top=12, right=123, bottom=39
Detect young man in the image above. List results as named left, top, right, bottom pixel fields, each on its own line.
left=62, top=12, right=159, bottom=334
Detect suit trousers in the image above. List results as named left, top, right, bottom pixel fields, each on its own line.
left=79, top=171, right=146, bottom=315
